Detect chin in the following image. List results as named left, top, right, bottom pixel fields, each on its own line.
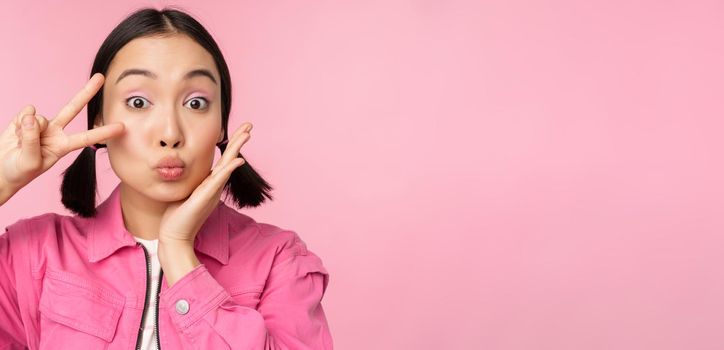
left=144, top=181, right=195, bottom=202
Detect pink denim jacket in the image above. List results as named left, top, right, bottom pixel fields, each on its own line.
left=0, top=184, right=332, bottom=349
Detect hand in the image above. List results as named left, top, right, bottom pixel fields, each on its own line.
left=0, top=73, right=125, bottom=203
left=157, top=122, right=253, bottom=247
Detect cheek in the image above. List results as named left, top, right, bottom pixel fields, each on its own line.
left=188, top=119, right=222, bottom=153
left=106, top=139, right=144, bottom=179
left=191, top=130, right=221, bottom=170
left=107, top=124, right=143, bottom=154
left=105, top=122, right=146, bottom=172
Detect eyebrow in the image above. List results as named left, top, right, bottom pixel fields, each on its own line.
left=114, top=68, right=218, bottom=85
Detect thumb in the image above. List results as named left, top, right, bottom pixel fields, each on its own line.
left=18, top=114, right=42, bottom=172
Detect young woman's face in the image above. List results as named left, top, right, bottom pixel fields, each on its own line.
left=96, top=34, right=224, bottom=202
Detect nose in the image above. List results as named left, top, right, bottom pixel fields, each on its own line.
left=161, top=140, right=181, bottom=148
left=160, top=139, right=181, bottom=148
left=158, top=110, right=184, bottom=148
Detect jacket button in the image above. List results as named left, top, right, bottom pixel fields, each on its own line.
left=175, top=299, right=190, bottom=315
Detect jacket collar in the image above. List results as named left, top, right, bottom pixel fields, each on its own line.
left=87, top=183, right=230, bottom=265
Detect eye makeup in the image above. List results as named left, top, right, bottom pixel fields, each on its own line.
left=122, top=91, right=214, bottom=112
left=185, top=88, right=215, bottom=99
left=124, top=90, right=150, bottom=100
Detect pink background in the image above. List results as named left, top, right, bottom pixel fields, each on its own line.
left=2, top=0, right=723, bottom=349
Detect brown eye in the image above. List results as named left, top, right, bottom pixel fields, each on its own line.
left=126, top=96, right=151, bottom=109
left=184, top=97, right=209, bottom=110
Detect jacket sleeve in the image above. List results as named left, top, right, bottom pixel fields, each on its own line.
left=0, top=222, right=28, bottom=350
left=158, top=230, right=332, bottom=349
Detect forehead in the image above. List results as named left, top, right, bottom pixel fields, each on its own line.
left=107, top=34, right=218, bottom=81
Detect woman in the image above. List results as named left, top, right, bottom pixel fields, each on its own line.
left=0, top=7, right=332, bottom=350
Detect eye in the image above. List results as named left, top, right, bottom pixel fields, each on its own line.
left=184, top=97, right=209, bottom=110
left=125, top=96, right=151, bottom=109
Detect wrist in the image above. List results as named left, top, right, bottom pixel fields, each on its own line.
left=158, top=234, right=195, bottom=247
left=0, top=181, right=20, bottom=206
left=158, top=242, right=201, bottom=287
left=157, top=240, right=195, bottom=263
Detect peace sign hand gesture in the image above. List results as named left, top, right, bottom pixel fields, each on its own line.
left=0, top=73, right=125, bottom=204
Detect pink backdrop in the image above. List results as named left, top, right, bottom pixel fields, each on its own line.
left=2, top=1, right=724, bottom=349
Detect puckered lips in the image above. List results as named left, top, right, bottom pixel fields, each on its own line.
left=155, top=155, right=186, bottom=181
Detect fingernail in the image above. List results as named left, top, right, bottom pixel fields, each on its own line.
left=22, top=115, right=34, bottom=128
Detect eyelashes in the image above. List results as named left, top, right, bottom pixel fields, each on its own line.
left=125, top=96, right=151, bottom=109
left=124, top=96, right=210, bottom=111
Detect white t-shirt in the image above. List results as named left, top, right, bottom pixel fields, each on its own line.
left=133, top=236, right=161, bottom=350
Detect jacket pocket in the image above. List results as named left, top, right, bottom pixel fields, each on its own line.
left=38, top=269, right=125, bottom=348
left=228, top=283, right=264, bottom=309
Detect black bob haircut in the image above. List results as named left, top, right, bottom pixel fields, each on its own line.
left=60, top=6, right=273, bottom=218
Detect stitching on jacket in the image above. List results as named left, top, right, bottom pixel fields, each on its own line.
left=178, top=287, right=229, bottom=330
left=43, top=269, right=125, bottom=306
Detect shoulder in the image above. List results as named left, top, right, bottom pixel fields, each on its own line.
left=221, top=204, right=314, bottom=257
left=4, top=212, right=57, bottom=232
left=3, top=211, right=91, bottom=246
left=220, top=204, right=329, bottom=288
left=4, top=212, right=61, bottom=239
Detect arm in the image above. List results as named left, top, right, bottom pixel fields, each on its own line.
left=158, top=231, right=332, bottom=349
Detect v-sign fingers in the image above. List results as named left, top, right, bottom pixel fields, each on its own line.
left=52, top=73, right=105, bottom=129
left=65, top=122, right=125, bottom=152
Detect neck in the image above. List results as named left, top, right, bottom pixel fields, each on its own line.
left=119, top=183, right=170, bottom=240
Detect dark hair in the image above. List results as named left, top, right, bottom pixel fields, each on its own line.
left=61, top=6, right=273, bottom=217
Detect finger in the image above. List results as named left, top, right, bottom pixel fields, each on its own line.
left=224, top=158, right=246, bottom=177
left=218, top=123, right=252, bottom=165
left=210, top=123, right=249, bottom=174
left=34, top=114, right=50, bottom=134
left=227, top=122, right=252, bottom=144
left=17, top=114, right=42, bottom=172
left=14, top=105, right=36, bottom=128
left=211, top=157, right=246, bottom=186
left=15, top=109, right=46, bottom=137
left=212, top=125, right=251, bottom=175
left=52, top=73, right=104, bottom=129
left=65, top=122, right=125, bottom=151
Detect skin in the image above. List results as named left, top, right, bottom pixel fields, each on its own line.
left=0, top=33, right=253, bottom=286
left=97, top=34, right=229, bottom=241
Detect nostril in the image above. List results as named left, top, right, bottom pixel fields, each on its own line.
left=159, top=141, right=181, bottom=147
